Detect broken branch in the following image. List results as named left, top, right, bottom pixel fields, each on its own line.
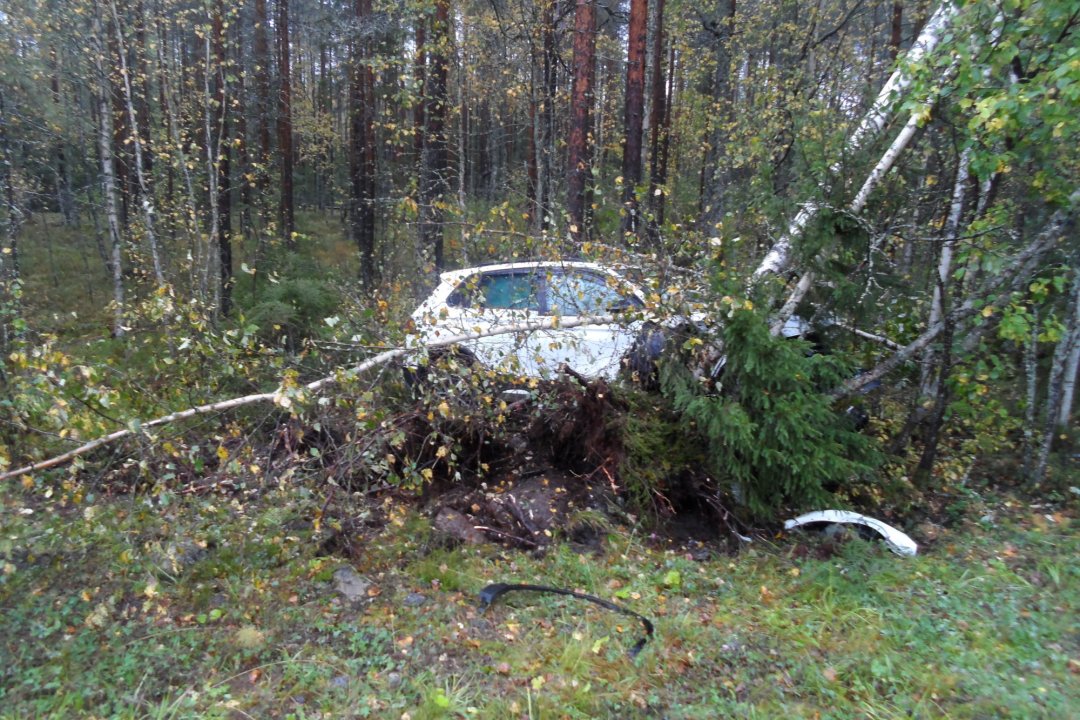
left=1, top=314, right=617, bottom=482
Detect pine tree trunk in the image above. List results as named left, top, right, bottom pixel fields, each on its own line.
left=538, top=0, right=556, bottom=231
left=889, top=1, right=904, bottom=61
left=646, top=0, right=668, bottom=245
left=699, top=0, right=736, bottom=231
left=49, top=48, right=77, bottom=226
left=567, top=0, right=596, bottom=245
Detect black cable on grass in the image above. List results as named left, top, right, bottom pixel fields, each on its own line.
left=478, top=582, right=654, bottom=658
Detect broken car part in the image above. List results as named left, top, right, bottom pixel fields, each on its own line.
left=783, top=510, right=918, bottom=557
left=478, top=582, right=654, bottom=658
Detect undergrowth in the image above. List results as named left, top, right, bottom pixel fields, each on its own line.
left=1, top=480, right=1075, bottom=719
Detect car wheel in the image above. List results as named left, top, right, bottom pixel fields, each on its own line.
left=623, top=323, right=670, bottom=390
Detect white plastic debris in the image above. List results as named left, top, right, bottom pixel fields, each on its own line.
left=784, top=510, right=918, bottom=557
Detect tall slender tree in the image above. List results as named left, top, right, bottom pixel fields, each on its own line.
left=567, top=0, right=596, bottom=245
left=420, top=0, right=450, bottom=271
left=350, top=0, right=377, bottom=287
left=620, top=0, right=648, bottom=240
left=213, top=0, right=233, bottom=315
left=276, top=0, right=295, bottom=248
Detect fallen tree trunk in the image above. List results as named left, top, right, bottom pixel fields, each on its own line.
left=753, top=1, right=957, bottom=281
left=0, top=314, right=617, bottom=482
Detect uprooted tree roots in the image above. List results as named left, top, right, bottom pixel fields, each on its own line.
left=60, top=374, right=757, bottom=553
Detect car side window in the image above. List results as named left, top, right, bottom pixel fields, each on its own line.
left=448, top=271, right=541, bottom=311
left=546, top=271, right=639, bottom=315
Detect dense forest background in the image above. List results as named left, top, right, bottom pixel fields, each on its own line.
left=0, top=0, right=1077, bottom=506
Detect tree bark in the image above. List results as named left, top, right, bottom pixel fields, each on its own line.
left=646, top=0, right=669, bottom=245
left=213, top=0, right=233, bottom=316
left=620, top=0, right=648, bottom=240
left=277, top=0, right=296, bottom=248
left=699, top=0, right=737, bottom=231
left=889, top=1, right=904, bottom=61
left=48, top=48, right=76, bottom=226
left=414, top=18, right=426, bottom=164
left=1034, top=265, right=1080, bottom=482
left=753, top=1, right=957, bottom=280
left=567, top=0, right=597, bottom=245
left=537, top=0, right=557, bottom=232
left=92, top=11, right=125, bottom=339
left=254, top=0, right=271, bottom=196
left=109, top=0, right=165, bottom=286
left=420, top=0, right=450, bottom=271
left=918, top=147, right=971, bottom=398
left=350, top=0, right=377, bottom=288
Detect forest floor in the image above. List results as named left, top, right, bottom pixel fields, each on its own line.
left=2, top=472, right=1077, bottom=719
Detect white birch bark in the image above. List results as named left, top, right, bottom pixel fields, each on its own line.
left=1022, top=308, right=1039, bottom=472
left=91, top=12, right=125, bottom=339
left=768, top=97, right=948, bottom=335
left=108, top=0, right=164, bottom=286
left=1057, top=319, right=1080, bottom=429
left=753, top=1, right=958, bottom=281
left=918, top=147, right=971, bottom=396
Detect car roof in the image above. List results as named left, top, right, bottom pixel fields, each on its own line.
left=438, top=260, right=617, bottom=284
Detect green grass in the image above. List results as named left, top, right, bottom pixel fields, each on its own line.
left=2, top=481, right=1076, bottom=719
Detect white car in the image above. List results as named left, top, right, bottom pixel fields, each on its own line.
left=409, top=260, right=651, bottom=382
left=408, top=260, right=811, bottom=384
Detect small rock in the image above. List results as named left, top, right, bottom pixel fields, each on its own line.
left=433, top=508, right=485, bottom=544
left=331, top=675, right=349, bottom=689
left=916, top=521, right=943, bottom=542
left=386, top=671, right=402, bottom=688
left=403, top=592, right=428, bottom=607
left=333, top=567, right=372, bottom=603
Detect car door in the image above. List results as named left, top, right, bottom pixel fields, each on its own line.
left=442, top=269, right=545, bottom=376
left=537, top=268, right=644, bottom=380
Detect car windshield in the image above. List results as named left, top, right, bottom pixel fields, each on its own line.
left=546, top=270, right=636, bottom=315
